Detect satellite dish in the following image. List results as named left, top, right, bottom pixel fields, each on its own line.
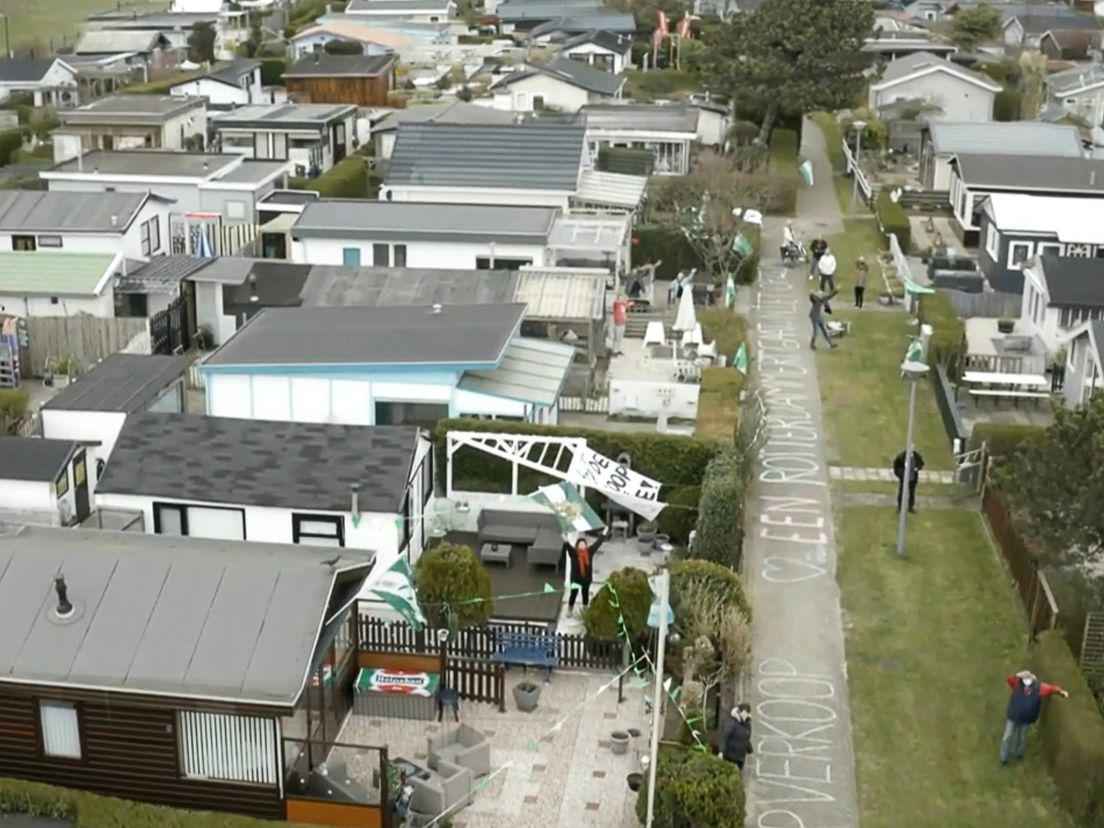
left=890, top=188, right=902, bottom=204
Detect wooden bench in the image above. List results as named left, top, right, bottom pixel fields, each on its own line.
left=492, top=631, right=558, bottom=682
left=968, top=388, right=1049, bottom=407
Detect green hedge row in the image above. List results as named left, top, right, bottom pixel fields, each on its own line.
left=767, top=128, right=800, bottom=216
left=289, top=155, right=369, bottom=197
left=691, top=446, right=748, bottom=568
left=0, top=128, right=22, bottom=167
left=122, top=71, right=201, bottom=94
left=260, top=58, right=287, bottom=86
left=433, top=418, right=719, bottom=544
left=1030, top=631, right=1104, bottom=826
left=0, top=776, right=301, bottom=827
left=632, top=224, right=703, bottom=281
left=970, top=422, right=1046, bottom=458
left=876, top=189, right=910, bottom=253
left=917, top=291, right=964, bottom=374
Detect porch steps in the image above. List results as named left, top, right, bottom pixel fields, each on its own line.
left=624, top=308, right=674, bottom=338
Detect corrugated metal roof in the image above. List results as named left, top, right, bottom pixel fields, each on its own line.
left=74, top=29, right=167, bottom=54
left=457, top=336, right=574, bottom=407
left=929, top=121, right=1083, bottom=156
left=514, top=267, right=605, bottom=320
left=386, top=122, right=585, bottom=191
left=0, top=252, right=116, bottom=296
left=116, top=255, right=209, bottom=295
left=0, top=526, right=373, bottom=705
left=0, top=191, right=151, bottom=232
left=574, top=169, right=646, bottom=209
left=1047, top=64, right=1104, bottom=95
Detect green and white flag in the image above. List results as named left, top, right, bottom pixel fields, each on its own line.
left=798, top=159, right=814, bottom=187
left=370, top=558, right=425, bottom=631
left=734, top=342, right=748, bottom=375
left=734, top=232, right=754, bottom=259
left=530, top=481, right=605, bottom=534
left=905, top=336, right=925, bottom=364
left=724, top=275, right=736, bottom=308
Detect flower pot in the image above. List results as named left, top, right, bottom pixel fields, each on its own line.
left=626, top=772, right=643, bottom=792
left=636, top=522, right=657, bottom=549
left=652, top=534, right=670, bottom=550
left=513, top=681, right=541, bottom=713
left=611, top=730, right=630, bottom=755
left=997, top=319, right=1015, bottom=334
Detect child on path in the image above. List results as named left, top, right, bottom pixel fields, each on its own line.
left=854, top=256, right=868, bottom=308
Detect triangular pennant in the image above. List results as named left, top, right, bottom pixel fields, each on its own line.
left=543, top=582, right=558, bottom=593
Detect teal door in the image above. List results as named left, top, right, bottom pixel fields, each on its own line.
left=342, top=247, right=361, bottom=266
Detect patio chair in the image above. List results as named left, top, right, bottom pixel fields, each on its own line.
left=643, top=321, right=666, bottom=348
left=409, top=758, right=473, bottom=816
left=428, top=723, right=492, bottom=777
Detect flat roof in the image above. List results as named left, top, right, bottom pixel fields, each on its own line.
left=982, top=192, right=1104, bottom=242
left=0, top=190, right=154, bottom=233
left=0, top=526, right=373, bottom=706
left=97, top=412, right=421, bottom=513
left=59, top=94, right=204, bottom=124
left=955, top=153, right=1104, bottom=193
left=205, top=303, right=525, bottom=368
left=0, top=437, right=78, bottom=482
left=457, top=337, right=573, bottom=407
left=1036, top=257, right=1104, bottom=309
left=515, top=267, right=606, bottom=320
left=213, top=103, right=357, bottom=129
left=43, top=354, right=190, bottom=413
left=292, top=200, right=559, bottom=244
left=299, top=266, right=518, bottom=307
left=928, top=121, right=1083, bottom=157
left=214, top=160, right=291, bottom=184
left=284, top=53, right=395, bottom=77
left=44, top=150, right=236, bottom=178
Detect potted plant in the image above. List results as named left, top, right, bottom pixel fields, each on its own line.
left=637, top=521, right=657, bottom=549
left=611, top=730, right=630, bottom=755
left=997, top=318, right=1015, bottom=334
left=47, top=355, right=76, bottom=387
left=513, top=680, right=541, bottom=712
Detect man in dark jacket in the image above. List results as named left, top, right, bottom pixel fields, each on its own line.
left=893, top=447, right=925, bottom=513
left=718, top=703, right=753, bottom=771
left=809, top=289, right=839, bottom=350
left=809, top=236, right=828, bottom=280
left=1000, top=670, right=1067, bottom=764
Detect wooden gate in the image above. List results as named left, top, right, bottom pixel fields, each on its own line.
left=150, top=295, right=192, bottom=355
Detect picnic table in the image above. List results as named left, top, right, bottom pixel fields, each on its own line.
left=961, top=371, right=1050, bottom=406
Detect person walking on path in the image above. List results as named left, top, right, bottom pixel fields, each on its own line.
left=809, top=235, right=828, bottom=280
left=1000, top=670, right=1068, bottom=765
left=893, top=447, right=925, bottom=513
left=610, top=292, right=634, bottom=356
left=719, top=703, right=754, bottom=772
left=853, top=256, right=869, bottom=308
left=809, top=288, right=838, bottom=350
left=564, top=528, right=609, bottom=615
left=818, top=248, right=837, bottom=292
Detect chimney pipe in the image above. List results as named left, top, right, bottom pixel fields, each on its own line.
left=54, top=575, right=73, bottom=617
left=350, top=483, right=360, bottom=518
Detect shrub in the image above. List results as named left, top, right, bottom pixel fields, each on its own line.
left=656, top=485, right=702, bottom=546
left=414, top=543, right=493, bottom=629
left=1030, top=631, right=1104, bottom=826
left=875, top=188, right=911, bottom=253
left=917, top=291, right=965, bottom=374
left=0, top=388, right=29, bottom=433
left=670, top=558, right=750, bottom=621
left=635, top=748, right=745, bottom=828
left=633, top=224, right=703, bottom=280
left=260, top=57, right=287, bottom=85
left=767, top=128, right=800, bottom=216
left=583, top=567, right=651, bottom=641
left=691, top=447, right=747, bottom=568
left=623, top=69, right=700, bottom=100
left=0, top=128, right=23, bottom=167
left=289, top=155, right=368, bottom=197
left=970, top=422, right=1046, bottom=459
left=121, top=71, right=201, bottom=94
left=324, top=38, right=363, bottom=54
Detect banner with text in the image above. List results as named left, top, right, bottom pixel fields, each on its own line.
left=566, top=447, right=666, bottom=521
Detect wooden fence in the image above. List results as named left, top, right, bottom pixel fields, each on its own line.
left=21, top=315, right=150, bottom=377
left=357, top=615, right=623, bottom=672
left=445, top=655, right=506, bottom=712
left=982, top=488, right=1059, bottom=640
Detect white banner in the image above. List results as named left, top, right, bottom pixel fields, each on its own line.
left=567, top=447, right=666, bottom=521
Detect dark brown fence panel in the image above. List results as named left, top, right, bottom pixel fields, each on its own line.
left=447, top=655, right=506, bottom=712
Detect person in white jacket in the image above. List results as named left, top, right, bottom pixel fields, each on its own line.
left=817, top=249, right=838, bottom=292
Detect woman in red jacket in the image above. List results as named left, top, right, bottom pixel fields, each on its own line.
left=563, top=528, right=609, bottom=615
left=1000, top=670, right=1068, bottom=765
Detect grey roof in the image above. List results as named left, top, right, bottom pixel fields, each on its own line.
left=0, top=437, right=78, bottom=482
left=530, top=12, right=636, bottom=36
left=876, top=52, right=1000, bottom=89
left=292, top=200, right=559, bottom=243
left=386, top=122, right=584, bottom=191
left=213, top=103, right=357, bottom=129
left=1008, top=12, right=1101, bottom=33
left=206, top=303, right=525, bottom=367
left=0, top=191, right=157, bottom=233
left=97, top=412, right=421, bottom=513
left=954, top=153, right=1104, bottom=193
left=1047, top=64, right=1104, bottom=95
left=561, top=29, right=631, bottom=52
left=261, top=189, right=321, bottom=206
left=346, top=0, right=453, bottom=11
left=497, top=56, right=624, bottom=96
left=204, top=57, right=261, bottom=85
left=185, top=257, right=261, bottom=285
left=43, top=353, right=190, bottom=413
left=74, top=29, right=168, bottom=54
left=927, top=121, right=1083, bottom=157
left=373, top=100, right=518, bottom=133
left=955, top=1, right=1078, bottom=23
left=44, top=150, right=236, bottom=178
left=284, top=53, right=395, bottom=78
left=580, top=102, right=699, bottom=133
left=0, top=526, right=373, bottom=705
left=457, top=336, right=573, bottom=407
left=115, top=255, right=210, bottom=295
left=301, top=266, right=519, bottom=307
left=496, top=0, right=602, bottom=22
left=1037, top=257, right=1104, bottom=308
left=215, top=160, right=291, bottom=184
left=59, top=94, right=202, bottom=124
left=0, top=58, right=65, bottom=83
left=223, top=262, right=312, bottom=309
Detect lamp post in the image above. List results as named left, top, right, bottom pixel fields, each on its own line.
left=896, top=324, right=932, bottom=557
left=644, top=569, right=673, bottom=828
left=850, top=120, right=867, bottom=208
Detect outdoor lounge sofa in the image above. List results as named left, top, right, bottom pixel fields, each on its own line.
left=409, top=758, right=473, bottom=816
left=476, top=509, right=563, bottom=568
left=428, top=723, right=491, bottom=777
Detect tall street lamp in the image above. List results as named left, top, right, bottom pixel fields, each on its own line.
left=851, top=120, right=867, bottom=208
left=896, top=324, right=933, bottom=557
left=644, top=569, right=673, bottom=828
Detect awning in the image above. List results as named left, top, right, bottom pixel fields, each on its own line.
left=574, top=169, right=647, bottom=210
left=261, top=213, right=297, bottom=233
left=514, top=267, right=606, bottom=321
left=548, top=215, right=630, bottom=254
left=458, top=336, right=574, bottom=407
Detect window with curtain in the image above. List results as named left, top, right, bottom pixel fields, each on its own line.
left=39, top=700, right=81, bottom=759
left=177, top=711, right=277, bottom=785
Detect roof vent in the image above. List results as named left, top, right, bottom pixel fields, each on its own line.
left=54, top=575, right=73, bottom=618
left=431, top=303, right=443, bottom=314
left=110, top=214, right=118, bottom=227
left=350, top=483, right=360, bottom=520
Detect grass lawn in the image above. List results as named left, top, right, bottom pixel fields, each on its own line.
left=837, top=507, right=1075, bottom=828
left=0, top=0, right=166, bottom=52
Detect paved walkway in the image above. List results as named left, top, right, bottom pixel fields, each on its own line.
left=829, top=466, right=955, bottom=485
left=741, top=118, right=859, bottom=828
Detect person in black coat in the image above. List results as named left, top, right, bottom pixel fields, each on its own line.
left=564, top=528, right=609, bottom=614
left=893, top=447, right=925, bottom=513
left=719, top=703, right=753, bottom=771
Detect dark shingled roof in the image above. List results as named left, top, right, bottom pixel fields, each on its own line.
left=96, top=412, right=422, bottom=513
left=1038, top=257, right=1104, bottom=309
left=386, top=122, right=585, bottom=191
left=42, top=354, right=189, bottom=413
left=561, top=29, right=631, bottom=53
left=496, top=56, right=624, bottom=97
left=0, top=437, right=77, bottom=482
left=0, top=58, right=64, bottom=82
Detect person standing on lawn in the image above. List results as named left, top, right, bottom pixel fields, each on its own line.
left=818, top=248, right=838, bottom=292
left=809, top=235, right=828, bottom=280
left=893, top=447, right=925, bottom=513
left=854, top=256, right=869, bottom=308
left=563, top=527, right=610, bottom=615
left=809, top=289, right=839, bottom=350
left=719, top=703, right=754, bottom=772
left=1000, top=670, right=1068, bottom=765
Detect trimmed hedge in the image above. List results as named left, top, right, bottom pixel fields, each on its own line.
left=669, top=558, right=750, bottom=622
left=414, top=542, right=493, bottom=628
left=434, top=418, right=718, bottom=545
left=582, top=567, right=651, bottom=640
left=121, top=71, right=201, bottom=94
left=0, top=128, right=23, bottom=167
left=0, top=775, right=305, bottom=827
left=969, top=422, right=1046, bottom=458
left=767, top=128, right=800, bottom=216
left=635, top=748, right=745, bottom=827
left=917, top=291, right=965, bottom=374
left=1030, top=631, right=1104, bottom=826
left=691, top=447, right=747, bottom=568
left=632, top=224, right=703, bottom=281
left=260, top=57, right=287, bottom=86
left=289, top=155, right=368, bottom=197
left=876, top=188, right=911, bottom=253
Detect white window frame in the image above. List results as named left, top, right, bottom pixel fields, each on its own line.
left=984, top=223, right=999, bottom=260
left=1037, top=242, right=1062, bottom=258
left=39, top=700, right=82, bottom=760
left=292, top=513, right=345, bottom=547
left=1008, top=241, right=1034, bottom=270
left=178, top=711, right=278, bottom=785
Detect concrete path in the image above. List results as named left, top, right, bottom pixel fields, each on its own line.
left=795, top=117, right=844, bottom=239
left=740, top=119, right=859, bottom=828
left=829, top=466, right=955, bottom=485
